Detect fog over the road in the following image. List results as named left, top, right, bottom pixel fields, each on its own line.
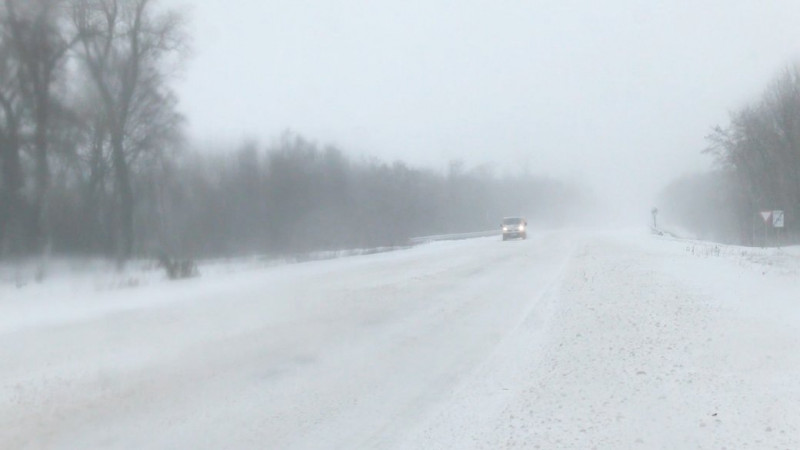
left=171, top=0, right=800, bottom=219
left=5, top=2, right=800, bottom=445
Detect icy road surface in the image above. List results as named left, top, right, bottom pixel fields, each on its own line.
left=2, top=230, right=800, bottom=449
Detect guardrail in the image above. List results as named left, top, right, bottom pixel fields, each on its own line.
left=409, top=230, right=500, bottom=245
left=650, top=226, right=683, bottom=239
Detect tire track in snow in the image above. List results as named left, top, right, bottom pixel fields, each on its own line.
left=394, top=233, right=579, bottom=449
left=1, top=231, right=577, bottom=449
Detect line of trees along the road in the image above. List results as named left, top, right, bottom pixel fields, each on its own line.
left=155, top=135, right=586, bottom=257
left=0, top=0, right=185, bottom=262
left=1, top=0, right=587, bottom=262
left=662, top=65, right=800, bottom=246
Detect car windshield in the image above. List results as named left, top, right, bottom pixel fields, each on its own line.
left=503, top=218, right=522, bottom=225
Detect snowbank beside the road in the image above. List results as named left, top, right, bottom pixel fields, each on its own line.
left=402, top=230, right=800, bottom=448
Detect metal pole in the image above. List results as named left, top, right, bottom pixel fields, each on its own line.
left=764, top=220, right=768, bottom=247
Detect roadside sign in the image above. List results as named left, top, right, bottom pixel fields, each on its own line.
left=760, top=211, right=772, bottom=224
left=773, top=210, right=785, bottom=228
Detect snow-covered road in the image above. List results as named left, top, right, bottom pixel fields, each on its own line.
left=2, top=230, right=800, bottom=449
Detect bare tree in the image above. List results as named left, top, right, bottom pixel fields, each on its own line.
left=0, top=31, right=25, bottom=254
left=4, top=0, right=75, bottom=252
left=73, top=0, right=187, bottom=261
left=704, top=65, right=800, bottom=244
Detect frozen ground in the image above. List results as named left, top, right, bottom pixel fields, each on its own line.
left=1, top=230, right=799, bottom=449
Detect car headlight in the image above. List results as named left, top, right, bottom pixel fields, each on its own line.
left=502, top=226, right=508, bottom=231
left=518, top=225, right=525, bottom=231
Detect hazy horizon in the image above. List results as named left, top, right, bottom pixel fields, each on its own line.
left=167, top=0, right=800, bottom=223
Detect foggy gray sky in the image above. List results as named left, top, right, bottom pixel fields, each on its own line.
left=171, top=0, right=800, bottom=221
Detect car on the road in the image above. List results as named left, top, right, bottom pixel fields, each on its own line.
left=501, top=217, right=527, bottom=241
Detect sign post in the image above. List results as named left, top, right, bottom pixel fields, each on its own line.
left=760, top=211, right=772, bottom=247
left=757, top=210, right=785, bottom=247
left=773, top=210, right=784, bottom=247
left=772, top=210, right=784, bottom=228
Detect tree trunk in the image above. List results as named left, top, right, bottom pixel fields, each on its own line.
left=84, top=124, right=106, bottom=252
left=0, top=125, right=25, bottom=255
left=31, top=94, right=50, bottom=253
left=111, top=132, right=134, bottom=262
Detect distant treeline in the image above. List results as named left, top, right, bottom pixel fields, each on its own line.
left=0, top=2, right=586, bottom=261
left=10, top=130, right=589, bottom=259
left=129, top=134, right=586, bottom=257
left=661, top=66, right=800, bottom=245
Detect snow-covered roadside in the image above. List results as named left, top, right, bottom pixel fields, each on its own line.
left=2, top=229, right=800, bottom=449
left=0, top=244, right=412, bottom=294
left=401, top=231, right=800, bottom=448
left=0, top=244, right=414, bottom=335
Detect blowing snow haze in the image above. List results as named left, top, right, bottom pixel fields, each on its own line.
left=6, top=1, right=800, bottom=447
left=174, top=0, right=800, bottom=222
